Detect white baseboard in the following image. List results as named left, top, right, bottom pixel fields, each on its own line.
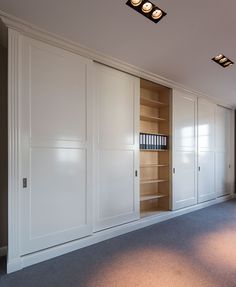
left=7, top=194, right=234, bottom=274
left=7, top=257, right=22, bottom=274
left=0, top=246, right=7, bottom=257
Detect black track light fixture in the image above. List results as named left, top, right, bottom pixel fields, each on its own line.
left=212, top=54, right=234, bottom=68
left=126, top=0, right=166, bottom=24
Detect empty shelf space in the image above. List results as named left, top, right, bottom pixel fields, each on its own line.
left=140, top=194, right=168, bottom=202
left=140, top=179, right=168, bottom=184
left=140, top=115, right=166, bottom=122
left=140, top=97, right=168, bottom=108
left=140, top=164, right=169, bottom=168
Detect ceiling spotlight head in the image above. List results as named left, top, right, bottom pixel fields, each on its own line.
left=130, top=0, right=142, bottom=6
left=152, top=9, right=163, bottom=19
left=214, top=54, right=223, bottom=61
left=219, top=57, right=227, bottom=64
left=223, top=61, right=231, bottom=66
left=142, top=2, right=153, bottom=13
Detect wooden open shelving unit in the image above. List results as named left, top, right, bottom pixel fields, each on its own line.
left=140, top=79, right=171, bottom=218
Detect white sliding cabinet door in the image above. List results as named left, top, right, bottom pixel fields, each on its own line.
left=226, top=109, right=233, bottom=194
left=172, top=90, right=197, bottom=210
left=20, top=36, right=93, bottom=255
left=94, top=63, right=140, bottom=231
left=198, top=99, right=216, bottom=203
left=215, top=106, right=231, bottom=197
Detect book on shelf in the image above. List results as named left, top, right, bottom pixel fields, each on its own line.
left=139, top=133, right=168, bottom=150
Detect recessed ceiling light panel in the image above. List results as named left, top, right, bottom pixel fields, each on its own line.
left=126, top=0, right=166, bottom=24
left=212, top=54, right=234, bottom=68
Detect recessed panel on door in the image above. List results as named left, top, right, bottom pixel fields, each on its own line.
left=215, top=152, right=228, bottom=196
left=198, top=151, right=215, bottom=202
left=98, top=150, right=135, bottom=225
left=20, top=36, right=93, bottom=254
left=30, top=45, right=87, bottom=142
left=98, top=68, right=135, bottom=146
left=173, top=151, right=196, bottom=209
left=30, top=148, right=87, bottom=239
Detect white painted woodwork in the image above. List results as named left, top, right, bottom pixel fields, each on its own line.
left=7, top=28, right=22, bottom=272
left=94, top=63, right=140, bottom=231
left=19, top=35, right=93, bottom=255
left=198, top=98, right=216, bottom=203
left=5, top=21, right=235, bottom=273
left=172, top=90, right=197, bottom=210
left=215, top=106, right=231, bottom=197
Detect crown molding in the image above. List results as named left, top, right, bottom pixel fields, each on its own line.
left=0, top=9, right=234, bottom=109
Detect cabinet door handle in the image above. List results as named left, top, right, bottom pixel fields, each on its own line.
left=198, top=167, right=201, bottom=172
left=23, top=178, right=27, bottom=188
left=173, top=168, right=175, bottom=174
left=135, top=170, right=138, bottom=177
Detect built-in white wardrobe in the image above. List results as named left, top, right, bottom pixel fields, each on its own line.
left=5, top=25, right=234, bottom=273
left=172, top=91, right=233, bottom=210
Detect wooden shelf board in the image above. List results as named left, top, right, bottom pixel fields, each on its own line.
left=140, top=179, right=168, bottom=184
left=140, top=194, right=168, bottom=202
left=140, top=97, right=168, bottom=108
left=140, top=164, right=169, bottom=168
left=140, top=115, right=166, bottom=122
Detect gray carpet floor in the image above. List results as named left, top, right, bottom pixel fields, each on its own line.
left=1, top=199, right=236, bottom=287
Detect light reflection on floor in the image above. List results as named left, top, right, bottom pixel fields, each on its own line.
left=194, top=224, right=236, bottom=271
left=86, top=247, right=216, bottom=287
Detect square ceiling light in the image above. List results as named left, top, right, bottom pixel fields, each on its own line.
left=212, top=54, right=234, bottom=68
left=126, top=0, right=166, bottom=24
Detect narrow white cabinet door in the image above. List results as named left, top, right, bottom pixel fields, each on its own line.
left=94, top=63, right=140, bottom=231
left=198, top=98, right=216, bottom=203
left=172, top=90, right=197, bottom=210
left=215, top=106, right=231, bottom=197
left=19, top=36, right=93, bottom=255
left=226, top=108, right=233, bottom=194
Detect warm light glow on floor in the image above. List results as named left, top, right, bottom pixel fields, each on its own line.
left=194, top=225, right=236, bottom=271
left=86, top=247, right=216, bottom=287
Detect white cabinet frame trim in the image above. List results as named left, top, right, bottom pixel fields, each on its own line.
left=7, top=29, right=22, bottom=272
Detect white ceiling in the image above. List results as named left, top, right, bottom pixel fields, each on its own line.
left=0, top=0, right=236, bottom=106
